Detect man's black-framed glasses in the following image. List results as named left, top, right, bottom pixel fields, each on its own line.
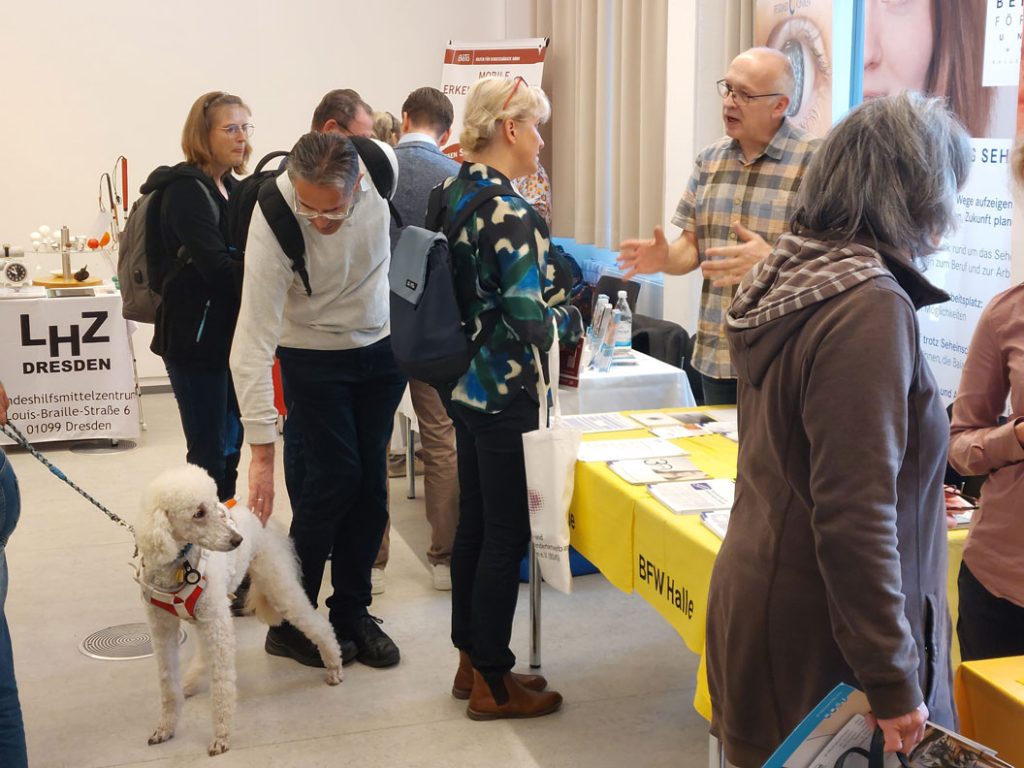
left=716, top=79, right=782, bottom=105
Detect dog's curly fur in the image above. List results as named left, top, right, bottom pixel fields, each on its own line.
left=134, top=465, right=342, bottom=756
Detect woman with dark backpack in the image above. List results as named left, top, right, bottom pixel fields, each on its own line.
left=436, top=76, right=581, bottom=720
left=141, top=91, right=252, bottom=502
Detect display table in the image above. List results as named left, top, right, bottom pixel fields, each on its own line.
left=0, top=292, right=140, bottom=444
left=955, top=656, right=1024, bottom=767
left=394, top=350, right=695, bottom=498
left=566, top=408, right=971, bottom=721
left=560, top=350, right=696, bottom=415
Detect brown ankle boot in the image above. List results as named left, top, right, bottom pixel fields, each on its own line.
left=466, top=668, right=562, bottom=720
left=451, top=650, right=548, bottom=700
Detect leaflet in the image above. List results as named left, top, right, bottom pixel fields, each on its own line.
left=559, top=412, right=641, bottom=434
left=764, top=683, right=1008, bottom=768
left=608, top=456, right=704, bottom=485
left=648, top=479, right=735, bottom=514
left=700, top=510, right=730, bottom=539
left=576, top=438, right=686, bottom=463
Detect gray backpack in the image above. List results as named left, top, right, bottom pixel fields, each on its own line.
left=117, top=179, right=216, bottom=323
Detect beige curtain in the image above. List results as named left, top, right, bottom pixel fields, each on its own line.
left=534, top=0, right=668, bottom=249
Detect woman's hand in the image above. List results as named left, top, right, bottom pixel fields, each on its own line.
left=867, top=702, right=928, bottom=755
left=1014, top=419, right=1024, bottom=448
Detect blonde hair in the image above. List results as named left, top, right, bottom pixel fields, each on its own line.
left=372, top=111, right=400, bottom=146
left=181, top=91, right=252, bottom=178
left=459, top=77, right=551, bottom=154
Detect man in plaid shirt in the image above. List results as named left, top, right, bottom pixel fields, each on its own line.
left=619, top=47, right=819, bottom=405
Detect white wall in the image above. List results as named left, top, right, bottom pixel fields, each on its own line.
left=0, top=0, right=510, bottom=383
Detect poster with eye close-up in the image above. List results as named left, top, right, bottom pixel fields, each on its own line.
left=754, top=0, right=844, bottom=139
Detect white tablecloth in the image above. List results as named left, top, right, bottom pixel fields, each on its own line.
left=559, top=350, right=695, bottom=415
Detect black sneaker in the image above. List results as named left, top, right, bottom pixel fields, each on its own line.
left=265, top=622, right=325, bottom=668
left=230, top=574, right=252, bottom=617
left=337, top=615, right=400, bottom=668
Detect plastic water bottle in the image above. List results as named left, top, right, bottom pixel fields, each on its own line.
left=595, top=309, right=620, bottom=372
left=613, top=290, right=632, bottom=358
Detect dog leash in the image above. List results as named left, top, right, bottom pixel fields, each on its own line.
left=1, top=421, right=135, bottom=534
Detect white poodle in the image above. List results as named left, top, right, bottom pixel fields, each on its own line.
left=132, top=465, right=342, bottom=756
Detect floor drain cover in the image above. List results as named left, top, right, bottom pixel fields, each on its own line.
left=79, top=622, right=186, bottom=660
left=70, top=439, right=138, bottom=455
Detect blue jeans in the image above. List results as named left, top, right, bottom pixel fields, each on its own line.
left=277, top=338, right=406, bottom=629
left=165, top=363, right=243, bottom=502
left=0, top=449, right=28, bottom=767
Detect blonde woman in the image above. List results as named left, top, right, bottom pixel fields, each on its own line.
left=433, top=77, right=581, bottom=720
left=142, top=91, right=252, bottom=502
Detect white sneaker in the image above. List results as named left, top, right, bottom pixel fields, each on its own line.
left=371, top=567, right=386, bottom=595
left=431, top=563, right=452, bottom=591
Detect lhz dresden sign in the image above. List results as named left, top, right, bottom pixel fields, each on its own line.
left=18, top=310, right=113, bottom=373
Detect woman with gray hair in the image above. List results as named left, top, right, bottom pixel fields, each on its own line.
left=705, top=92, right=969, bottom=766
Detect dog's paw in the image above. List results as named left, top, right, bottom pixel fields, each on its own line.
left=148, top=726, right=175, bottom=745
left=325, top=667, right=343, bottom=685
left=208, top=737, right=230, bottom=756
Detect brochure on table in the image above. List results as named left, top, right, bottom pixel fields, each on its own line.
left=764, top=683, right=1008, bottom=768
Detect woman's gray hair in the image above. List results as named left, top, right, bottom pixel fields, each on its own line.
left=287, top=132, right=359, bottom=190
left=791, top=92, right=970, bottom=260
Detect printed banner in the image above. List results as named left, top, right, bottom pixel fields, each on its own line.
left=755, top=0, right=846, bottom=138
left=858, top=0, right=1020, bottom=401
left=0, top=293, right=140, bottom=443
left=983, top=0, right=1024, bottom=86
left=440, top=38, right=548, bottom=161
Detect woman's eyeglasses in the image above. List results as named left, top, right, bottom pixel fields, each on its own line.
left=502, top=76, right=528, bottom=112
left=217, top=124, right=255, bottom=138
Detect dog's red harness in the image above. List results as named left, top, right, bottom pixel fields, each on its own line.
left=134, top=500, right=236, bottom=621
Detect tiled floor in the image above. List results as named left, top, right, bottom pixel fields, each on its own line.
left=5, top=392, right=709, bottom=767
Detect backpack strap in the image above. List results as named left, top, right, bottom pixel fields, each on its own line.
left=445, top=184, right=518, bottom=241
left=160, top=179, right=220, bottom=290
left=256, top=180, right=311, bottom=296
left=253, top=150, right=290, bottom=175
left=349, top=135, right=404, bottom=229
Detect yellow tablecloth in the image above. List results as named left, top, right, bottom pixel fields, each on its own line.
left=569, top=408, right=970, bottom=722
left=955, top=656, right=1024, bottom=767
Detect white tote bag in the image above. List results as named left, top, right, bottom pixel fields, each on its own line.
left=522, top=320, right=582, bottom=595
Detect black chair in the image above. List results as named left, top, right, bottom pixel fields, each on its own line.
left=631, top=314, right=704, bottom=405
left=594, top=275, right=641, bottom=314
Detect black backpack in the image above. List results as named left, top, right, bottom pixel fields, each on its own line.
left=227, top=138, right=399, bottom=296
left=388, top=182, right=514, bottom=386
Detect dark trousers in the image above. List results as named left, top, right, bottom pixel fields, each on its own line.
left=165, top=362, right=243, bottom=502
left=0, top=451, right=28, bottom=768
left=700, top=374, right=737, bottom=406
left=277, top=338, right=406, bottom=629
left=957, top=560, right=1024, bottom=662
left=449, top=390, right=536, bottom=692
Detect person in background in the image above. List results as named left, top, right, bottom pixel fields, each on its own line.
left=381, top=86, right=461, bottom=592
left=512, top=163, right=552, bottom=227
left=231, top=130, right=405, bottom=670
left=373, top=111, right=401, bottom=146
left=438, top=76, right=581, bottom=719
left=143, top=91, right=250, bottom=502
left=707, top=93, right=967, bottom=765
left=947, top=140, right=1024, bottom=661
left=618, top=48, right=819, bottom=405
left=0, top=381, right=28, bottom=767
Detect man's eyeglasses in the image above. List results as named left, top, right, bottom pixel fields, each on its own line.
left=218, top=124, right=255, bottom=138
left=716, top=80, right=782, bottom=106
left=292, top=188, right=358, bottom=222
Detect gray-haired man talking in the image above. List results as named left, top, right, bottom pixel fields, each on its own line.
left=230, top=131, right=406, bottom=670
